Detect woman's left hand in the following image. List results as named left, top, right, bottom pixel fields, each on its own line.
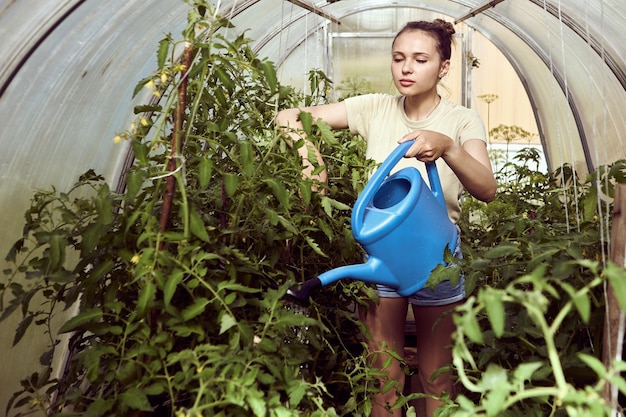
left=399, top=130, right=496, bottom=203
left=398, top=130, right=454, bottom=162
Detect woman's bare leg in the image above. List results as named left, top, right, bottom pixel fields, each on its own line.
left=361, top=297, right=408, bottom=417
left=411, top=302, right=461, bottom=416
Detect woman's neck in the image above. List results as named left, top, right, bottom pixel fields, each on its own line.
left=404, top=93, right=441, bottom=121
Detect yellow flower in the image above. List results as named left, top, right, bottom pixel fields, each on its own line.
left=160, top=73, right=168, bottom=84
left=140, top=117, right=149, bottom=126
left=130, top=122, right=136, bottom=131
left=145, top=79, right=156, bottom=90
left=153, top=90, right=161, bottom=98
left=113, top=135, right=122, bottom=144
left=130, top=254, right=141, bottom=264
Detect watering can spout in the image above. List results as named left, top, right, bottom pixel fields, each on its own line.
left=286, top=257, right=394, bottom=304
left=286, top=277, right=322, bottom=305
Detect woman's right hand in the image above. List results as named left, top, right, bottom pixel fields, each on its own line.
left=275, top=102, right=349, bottom=194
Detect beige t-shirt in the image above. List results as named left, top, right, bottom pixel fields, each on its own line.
left=344, top=93, right=487, bottom=223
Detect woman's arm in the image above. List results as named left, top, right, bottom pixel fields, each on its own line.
left=445, top=138, right=497, bottom=203
left=274, top=102, right=349, bottom=188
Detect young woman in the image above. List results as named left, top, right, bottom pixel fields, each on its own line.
left=275, top=19, right=496, bottom=416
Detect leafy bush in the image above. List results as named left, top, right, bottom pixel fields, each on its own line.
left=443, top=148, right=626, bottom=416
left=0, top=4, right=381, bottom=416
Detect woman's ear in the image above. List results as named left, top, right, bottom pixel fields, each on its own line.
left=439, top=60, right=451, bottom=79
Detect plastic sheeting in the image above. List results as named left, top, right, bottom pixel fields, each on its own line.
left=0, top=0, right=625, bottom=411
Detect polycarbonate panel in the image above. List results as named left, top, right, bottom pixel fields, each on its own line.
left=0, top=0, right=187, bottom=410
left=0, top=0, right=80, bottom=89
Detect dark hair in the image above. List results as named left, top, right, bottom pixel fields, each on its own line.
left=393, top=19, right=456, bottom=61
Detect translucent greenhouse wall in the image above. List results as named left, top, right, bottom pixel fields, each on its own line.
left=1, top=0, right=625, bottom=412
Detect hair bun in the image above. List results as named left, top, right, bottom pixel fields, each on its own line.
left=434, top=18, right=456, bottom=36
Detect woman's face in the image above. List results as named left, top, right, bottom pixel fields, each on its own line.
left=391, top=30, right=449, bottom=97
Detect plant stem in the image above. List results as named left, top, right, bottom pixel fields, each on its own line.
left=524, top=301, right=568, bottom=391
left=503, top=386, right=562, bottom=409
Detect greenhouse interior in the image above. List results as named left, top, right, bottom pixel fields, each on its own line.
left=1, top=0, right=625, bottom=416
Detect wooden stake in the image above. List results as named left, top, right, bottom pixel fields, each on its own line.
left=602, top=183, right=626, bottom=411
left=158, top=44, right=194, bottom=243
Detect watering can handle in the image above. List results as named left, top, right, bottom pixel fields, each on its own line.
left=355, top=140, right=446, bottom=210
left=425, top=161, right=446, bottom=209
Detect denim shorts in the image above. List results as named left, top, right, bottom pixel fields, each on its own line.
left=376, top=228, right=465, bottom=306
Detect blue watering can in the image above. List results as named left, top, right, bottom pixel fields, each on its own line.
left=287, top=140, right=458, bottom=303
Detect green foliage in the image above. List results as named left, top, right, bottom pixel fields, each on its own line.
left=0, top=3, right=381, bottom=416
left=445, top=262, right=626, bottom=417
left=442, top=149, right=626, bottom=416
left=458, top=148, right=617, bottom=293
